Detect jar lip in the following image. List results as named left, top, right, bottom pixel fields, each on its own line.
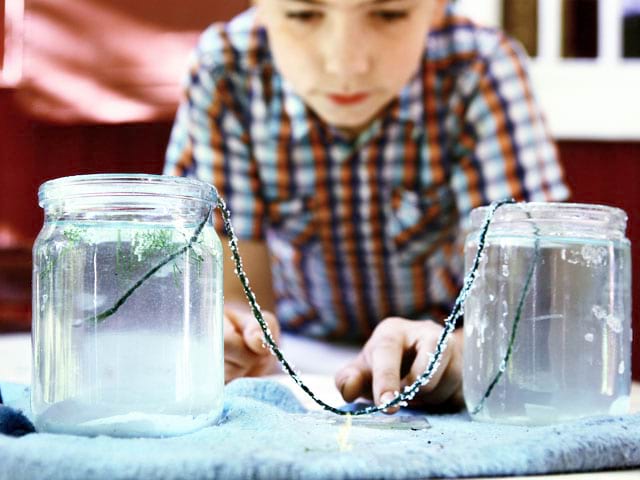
left=469, top=202, right=628, bottom=233
left=39, top=174, right=216, bottom=206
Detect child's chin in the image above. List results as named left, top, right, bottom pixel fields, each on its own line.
left=318, top=110, right=379, bottom=133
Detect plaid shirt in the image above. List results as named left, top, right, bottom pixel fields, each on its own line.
left=164, top=7, right=569, bottom=341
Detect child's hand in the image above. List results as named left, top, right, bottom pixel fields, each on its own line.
left=223, top=304, right=280, bottom=382
left=334, top=318, right=464, bottom=413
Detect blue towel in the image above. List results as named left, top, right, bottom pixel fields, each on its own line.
left=0, top=382, right=36, bottom=437
left=0, top=405, right=35, bottom=437
left=1, top=379, right=639, bottom=480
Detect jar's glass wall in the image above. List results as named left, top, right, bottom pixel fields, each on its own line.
left=462, top=203, right=632, bottom=425
left=31, top=174, right=224, bottom=437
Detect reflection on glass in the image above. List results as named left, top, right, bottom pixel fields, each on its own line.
left=562, top=0, right=599, bottom=58
left=502, top=0, right=538, bottom=57
left=623, top=0, right=640, bottom=57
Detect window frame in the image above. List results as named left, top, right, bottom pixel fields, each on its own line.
left=455, top=0, right=640, bottom=140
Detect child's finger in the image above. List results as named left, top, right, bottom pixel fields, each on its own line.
left=224, top=307, right=245, bottom=333
left=243, top=324, right=269, bottom=355
left=406, top=323, right=451, bottom=394
left=335, top=356, right=372, bottom=402
left=368, top=334, right=404, bottom=413
left=406, top=340, right=454, bottom=404
left=405, top=325, right=464, bottom=408
left=224, top=316, right=259, bottom=365
left=224, top=315, right=261, bottom=381
left=243, top=310, right=279, bottom=355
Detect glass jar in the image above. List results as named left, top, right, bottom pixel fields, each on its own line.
left=32, top=174, right=224, bottom=437
left=463, top=202, right=631, bottom=425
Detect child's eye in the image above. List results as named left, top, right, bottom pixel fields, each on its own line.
left=285, top=10, right=323, bottom=23
left=371, top=10, right=409, bottom=22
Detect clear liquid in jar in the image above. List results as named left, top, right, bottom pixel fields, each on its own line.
left=463, top=236, right=631, bottom=425
left=32, top=221, right=224, bottom=437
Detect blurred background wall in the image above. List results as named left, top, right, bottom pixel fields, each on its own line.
left=1, top=0, right=639, bottom=380
left=0, top=0, right=250, bottom=329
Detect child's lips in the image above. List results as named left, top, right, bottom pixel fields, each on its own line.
left=327, top=92, right=370, bottom=105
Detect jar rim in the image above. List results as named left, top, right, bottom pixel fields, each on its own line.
left=469, top=202, right=628, bottom=234
left=39, top=174, right=216, bottom=207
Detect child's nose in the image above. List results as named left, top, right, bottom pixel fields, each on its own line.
left=323, top=22, right=370, bottom=78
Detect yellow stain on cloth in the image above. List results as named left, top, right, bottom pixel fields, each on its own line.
left=336, top=413, right=353, bottom=452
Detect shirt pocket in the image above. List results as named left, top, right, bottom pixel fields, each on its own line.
left=267, top=195, right=318, bottom=248
left=387, top=186, right=459, bottom=265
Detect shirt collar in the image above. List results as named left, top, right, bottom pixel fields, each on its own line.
left=281, top=77, right=313, bottom=141
left=389, top=64, right=425, bottom=135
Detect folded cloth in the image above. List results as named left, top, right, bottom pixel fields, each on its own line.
left=0, top=384, right=36, bottom=437
left=0, top=405, right=35, bottom=437
left=1, top=378, right=639, bottom=480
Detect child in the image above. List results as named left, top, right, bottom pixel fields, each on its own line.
left=164, top=0, right=569, bottom=412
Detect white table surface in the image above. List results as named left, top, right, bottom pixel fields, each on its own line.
left=1, top=332, right=638, bottom=479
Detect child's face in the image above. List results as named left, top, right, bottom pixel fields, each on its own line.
left=255, top=0, right=447, bottom=135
